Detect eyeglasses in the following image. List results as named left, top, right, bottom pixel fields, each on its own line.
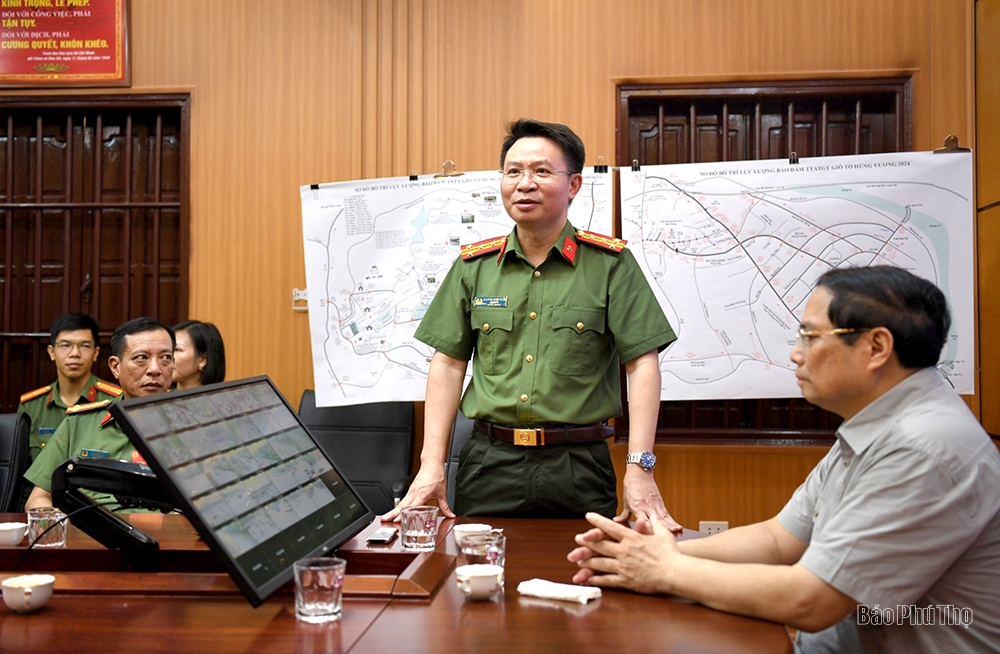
left=794, top=327, right=871, bottom=351
left=500, top=168, right=575, bottom=184
left=53, top=341, right=96, bottom=353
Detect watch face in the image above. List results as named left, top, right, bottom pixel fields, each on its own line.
left=639, top=451, right=656, bottom=470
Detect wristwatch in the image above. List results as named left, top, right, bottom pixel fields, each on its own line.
left=626, top=451, right=656, bottom=471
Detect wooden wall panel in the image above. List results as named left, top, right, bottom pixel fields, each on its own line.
left=979, top=1, right=1000, bottom=434
left=127, top=0, right=364, bottom=403
left=979, top=204, right=1000, bottom=434
left=610, top=443, right=829, bottom=528
left=978, top=0, right=1000, bottom=209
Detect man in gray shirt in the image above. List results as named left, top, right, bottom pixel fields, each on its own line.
left=568, top=266, right=1000, bottom=653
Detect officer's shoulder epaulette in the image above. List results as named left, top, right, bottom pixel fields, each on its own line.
left=66, top=399, right=113, bottom=415
left=461, top=236, right=507, bottom=261
left=576, top=230, right=627, bottom=254
left=95, top=380, right=124, bottom=396
left=19, top=385, right=52, bottom=404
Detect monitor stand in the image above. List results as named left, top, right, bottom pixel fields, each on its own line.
left=51, top=457, right=169, bottom=572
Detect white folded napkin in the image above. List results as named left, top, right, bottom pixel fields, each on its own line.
left=516, top=578, right=601, bottom=604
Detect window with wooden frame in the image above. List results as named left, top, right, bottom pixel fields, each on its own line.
left=615, top=77, right=911, bottom=445
left=0, top=95, right=190, bottom=411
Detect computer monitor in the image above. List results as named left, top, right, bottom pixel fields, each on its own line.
left=111, top=375, right=373, bottom=607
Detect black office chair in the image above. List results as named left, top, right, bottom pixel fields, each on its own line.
left=445, top=410, right=475, bottom=510
left=298, top=391, right=415, bottom=515
left=0, top=412, right=31, bottom=513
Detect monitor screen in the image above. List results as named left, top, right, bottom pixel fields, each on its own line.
left=111, top=376, right=373, bottom=606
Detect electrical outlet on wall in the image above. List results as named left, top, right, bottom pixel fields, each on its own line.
left=699, top=521, right=729, bottom=535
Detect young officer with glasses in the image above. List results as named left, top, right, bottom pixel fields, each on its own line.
left=17, top=313, right=122, bottom=464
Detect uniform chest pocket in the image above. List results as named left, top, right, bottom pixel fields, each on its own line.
left=471, top=306, right=514, bottom=375
left=548, top=306, right=607, bottom=375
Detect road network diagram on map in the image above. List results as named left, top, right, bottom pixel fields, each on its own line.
left=301, top=169, right=612, bottom=406
left=621, top=151, right=974, bottom=400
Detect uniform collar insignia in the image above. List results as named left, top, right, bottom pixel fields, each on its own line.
left=560, top=236, right=577, bottom=264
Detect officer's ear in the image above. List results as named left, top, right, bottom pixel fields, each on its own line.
left=108, top=355, right=122, bottom=381
left=568, top=172, right=583, bottom=202
left=47, top=344, right=56, bottom=362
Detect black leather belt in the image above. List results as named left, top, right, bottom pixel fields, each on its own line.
left=473, top=419, right=613, bottom=447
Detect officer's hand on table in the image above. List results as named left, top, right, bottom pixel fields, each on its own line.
left=380, top=465, right=456, bottom=522
left=616, top=466, right=683, bottom=534
left=568, top=511, right=680, bottom=592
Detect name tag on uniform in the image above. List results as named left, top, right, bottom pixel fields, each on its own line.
left=35, top=428, right=55, bottom=435
left=80, top=448, right=109, bottom=458
left=474, top=296, right=507, bottom=308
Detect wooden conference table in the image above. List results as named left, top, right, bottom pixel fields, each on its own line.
left=0, top=513, right=792, bottom=653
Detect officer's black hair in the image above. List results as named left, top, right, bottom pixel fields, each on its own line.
left=49, top=313, right=100, bottom=345
left=500, top=118, right=586, bottom=174
left=110, top=317, right=176, bottom=358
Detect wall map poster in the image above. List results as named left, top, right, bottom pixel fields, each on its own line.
left=620, top=151, right=974, bottom=400
left=301, top=169, right=613, bottom=407
left=0, top=0, right=128, bottom=86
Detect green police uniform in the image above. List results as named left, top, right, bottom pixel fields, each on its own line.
left=18, top=374, right=124, bottom=461
left=16, top=375, right=123, bottom=510
left=24, top=395, right=151, bottom=510
left=415, top=221, right=676, bottom=517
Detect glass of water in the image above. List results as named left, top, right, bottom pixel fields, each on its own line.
left=458, top=533, right=506, bottom=568
left=26, top=507, right=67, bottom=548
left=400, top=505, right=439, bottom=551
left=293, top=557, right=346, bottom=623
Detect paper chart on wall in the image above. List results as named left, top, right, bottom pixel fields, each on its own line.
left=301, top=169, right=613, bottom=407
left=620, top=151, right=975, bottom=400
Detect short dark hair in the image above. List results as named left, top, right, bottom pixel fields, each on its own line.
left=50, top=313, right=100, bottom=345
left=500, top=118, right=586, bottom=174
left=110, top=317, right=175, bottom=358
left=174, top=320, right=227, bottom=385
left=816, top=266, right=951, bottom=369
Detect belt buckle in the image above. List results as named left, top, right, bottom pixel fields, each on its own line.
left=512, top=427, right=544, bottom=446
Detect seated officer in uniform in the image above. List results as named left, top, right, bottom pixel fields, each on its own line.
left=385, top=119, right=680, bottom=526
left=24, top=317, right=175, bottom=511
left=18, top=312, right=122, bottom=463
left=568, top=267, right=1000, bottom=653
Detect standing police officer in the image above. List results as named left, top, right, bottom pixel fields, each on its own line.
left=386, top=119, right=680, bottom=527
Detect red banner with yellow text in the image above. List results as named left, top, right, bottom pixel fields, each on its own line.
left=0, top=0, right=128, bottom=86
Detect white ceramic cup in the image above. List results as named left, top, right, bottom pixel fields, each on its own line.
left=2, top=574, right=55, bottom=613
left=452, top=523, right=492, bottom=547
left=0, top=522, right=27, bottom=547
left=455, top=563, right=504, bottom=600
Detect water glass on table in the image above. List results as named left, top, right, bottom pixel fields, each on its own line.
left=400, top=505, right=439, bottom=551
left=27, top=507, right=68, bottom=548
left=293, top=557, right=346, bottom=623
left=458, top=532, right=506, bottom=568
